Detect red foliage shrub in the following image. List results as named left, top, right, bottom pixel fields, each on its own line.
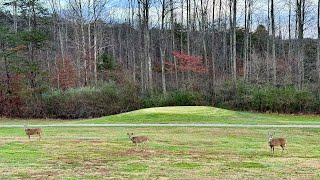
left=166, top=51, right=208, bottom=74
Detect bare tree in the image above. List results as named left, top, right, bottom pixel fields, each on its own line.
left=243, top=0, right=251, bottom=81
left=271, top=0, right=276, bottom=85
left=317, top=0, right=320, bottom=83
left=138, top=0, right=153, bottom=92
left=208, top=0, right=215, bottom=105
left=296, top=0, right=305, bottom=89
left=160, top=0, right=168, bottom=96
left=287, top=0, right=293, bottom=84
left=232, top=0, right=237, bottom=80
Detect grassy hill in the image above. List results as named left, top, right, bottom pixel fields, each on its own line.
left=78, top=106, right=320, bottom=125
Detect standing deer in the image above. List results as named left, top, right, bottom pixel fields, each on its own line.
left=268, top=131, right=287, bottom=156
left=127, top=133, right=149, bottom=146
left=24, top=125, right=42, bottom=141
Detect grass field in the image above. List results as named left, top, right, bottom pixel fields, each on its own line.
left=1, top=106, right=320, bottom=179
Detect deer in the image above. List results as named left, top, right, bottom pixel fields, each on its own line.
left=127, top=133, right=149, bottom=146
left=24, top=125, right=42, bottom=141
left=268, top=131, right=287, bottom=156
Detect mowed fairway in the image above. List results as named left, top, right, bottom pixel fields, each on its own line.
left=78, top=106, right=320, bottom=125
left=0, top=107, right=320, bottom=179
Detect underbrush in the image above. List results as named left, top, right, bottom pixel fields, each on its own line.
left=1, top=79, right=320, bottom=119
left=215, top=81, right=320, bottom=114
left=143, top=90, right=205, bottom=108
left=43, top=82, right=141, bottom=118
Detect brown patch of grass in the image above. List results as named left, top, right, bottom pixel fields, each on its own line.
left=113, top=148, right=168, bottom=158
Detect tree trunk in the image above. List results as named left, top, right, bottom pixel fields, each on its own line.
left=171, top=0, right=178, bottom=89
left=160, top=0, right=167, bottom=96
left=287, top=0, right=292, bottom=84
left=318, top=0, right=320, bottom=83
left=271, top=0, right=276, bottom=85
left=81, top=20, right=87, bottom=86
left=243, top=0, right=248, bottom=80
left=229, top=1, right=233, bottom=79
left=208, top=0, right=215, bottom=105
left=13, top=0, right=17, bottom=33
left=93, top=0, right=98, bottom=86
left=232, top=0, right=237, bottom=80
left=266, top=0, right=270, bottom=83
left=296, top=0, right=305, bottom=89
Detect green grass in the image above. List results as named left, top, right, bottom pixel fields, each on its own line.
left=0, top=106, right=320, bottom=179
left=77, top=106, right=320, bottom=125
left=0, top=127, right=320, bottom=179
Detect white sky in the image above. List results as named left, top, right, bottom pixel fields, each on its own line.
left=1, top=0, right=318, bottom=38
left=106, top=0, right=318, bottom=38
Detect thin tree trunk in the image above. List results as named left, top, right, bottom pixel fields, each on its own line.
left=118, top=28, right=122, bottom=63
left=218, top=0, right=222, bottom=30
left=296, top=0, right=305, bottom=89
left=187, top=0, right=191, bottom=55
left=137, top=1, right=144, bottom=93
left=266, top=0, right=270, bottom=83
left=209, top=0, right=215, bottom=105
left=287, top=0, right=292, bottom=84
left=93, top=0, right=98, bottom=86
left=93, top=22, right=98, bottom=85
left=88, top=23, right=92, bottom=84
left=232, top=0, right=237, bottom=80
left=223, top=8, right=227, bottom=79
left=142, top=0, right=152, bottom=92
left=271, top=0, right=276, bottom=85
left=170, top=0, right=178, bottom=89
left=243, top=0, right=248, bottom=80
left=13, top=0, right=17, bottom=33
left=81, top=21, right=87, bottom=86
left=229, top=0, right=233, bottom=79
left=160, top=0, right=167, bottom=96
left=133, top=48, right=136, bottom=83
left=58, top=26, right=65, bottom=68
left=318, top=0, right=320, bottom=83
left=74, top=25, right=81, bottom=86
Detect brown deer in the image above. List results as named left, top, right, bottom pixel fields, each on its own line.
left=268, top=131, right=287, bottom=156
left=24, top=125, right=42, bottom=141
left=127, top=133, right=149, bottom=146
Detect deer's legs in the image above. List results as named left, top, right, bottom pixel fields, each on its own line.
left=272, top=147, right=275, bottom=156
left=28, top=135, right=31, bottom=142
left=143, top=142, right=147, bottom=151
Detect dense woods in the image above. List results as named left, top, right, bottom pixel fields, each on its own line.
left=1, top=0, right=320, bottom=118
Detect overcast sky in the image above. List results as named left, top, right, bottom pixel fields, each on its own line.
left=2, top=0, right=318, bottom=38
left=105, top=0, right=318, bottom=38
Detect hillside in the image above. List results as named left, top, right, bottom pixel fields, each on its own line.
left=77, top=106, right=320, bottom=125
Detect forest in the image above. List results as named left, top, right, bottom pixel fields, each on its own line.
left=0, top=0, right=320, bottom=118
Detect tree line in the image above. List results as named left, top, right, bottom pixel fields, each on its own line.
left=0, top=0, right=320, bottom=118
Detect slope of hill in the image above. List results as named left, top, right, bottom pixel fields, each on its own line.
left=77, top=106, right=320, bottom=125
